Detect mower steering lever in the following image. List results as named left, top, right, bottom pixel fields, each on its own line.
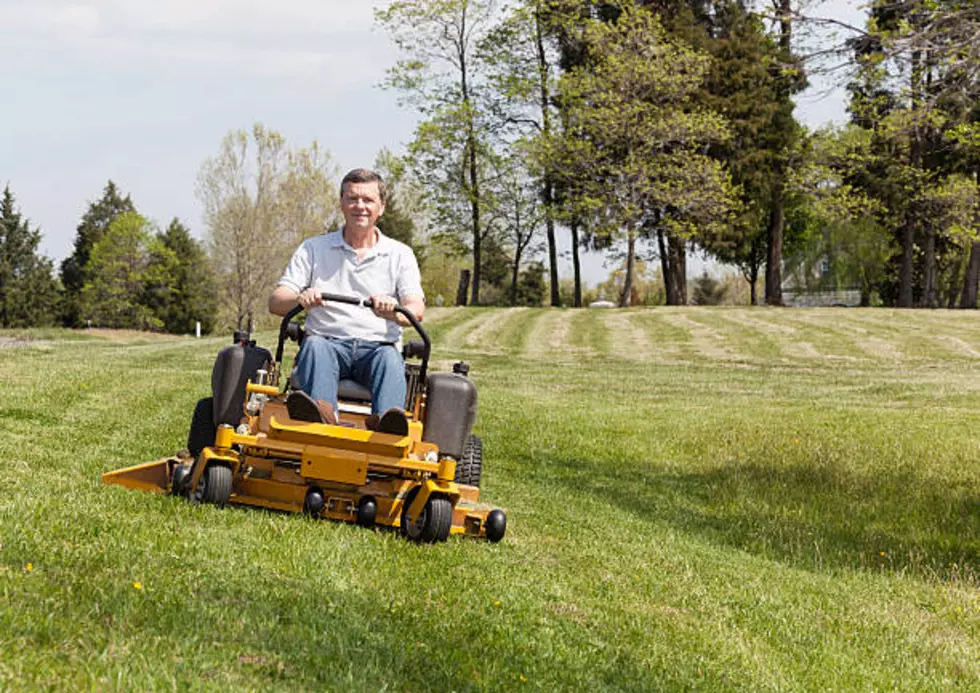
left=274, top=293, right=431, bottom=381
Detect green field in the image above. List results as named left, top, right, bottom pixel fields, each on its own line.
left=1, top=307, right=978, bottom=692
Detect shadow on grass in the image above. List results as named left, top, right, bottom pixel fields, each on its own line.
left=515, top=447, right=979, bottom=583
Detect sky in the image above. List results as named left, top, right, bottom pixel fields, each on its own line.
left=1, top=0, right=868, bottom=287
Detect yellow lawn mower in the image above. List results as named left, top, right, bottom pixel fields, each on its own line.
left=102, top=293, right=506, bottom=543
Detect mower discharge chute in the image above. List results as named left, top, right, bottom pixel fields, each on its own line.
left=102, top=293, right=506, bottom=543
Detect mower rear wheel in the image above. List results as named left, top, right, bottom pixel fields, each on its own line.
left=187, top=397, right=216, bottom=458
left=454, top=435, right=483, bottom=487
left=401, top=489, right=452, bottom=543
left=199, top=464, right=232, bottom=507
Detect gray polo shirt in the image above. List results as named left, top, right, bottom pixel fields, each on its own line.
left=276, top=229, right=424, bottom=343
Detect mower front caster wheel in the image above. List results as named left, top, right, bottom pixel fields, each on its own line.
left=401, top=490, right=452, bottom=543
left=197, top=464, right=232, bottom=507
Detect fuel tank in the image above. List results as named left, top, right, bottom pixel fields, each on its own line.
left=422, top=366, right=477, bottom=460
left=211, top=338, right=273, bottom=426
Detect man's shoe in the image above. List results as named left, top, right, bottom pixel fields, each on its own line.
left=286, top=391, right=337, bottom=425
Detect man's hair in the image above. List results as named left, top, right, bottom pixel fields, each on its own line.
left=340, top=169, right=387, bottom=205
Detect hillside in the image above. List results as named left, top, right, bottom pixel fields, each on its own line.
left=0, top=307, right=977, bottom=692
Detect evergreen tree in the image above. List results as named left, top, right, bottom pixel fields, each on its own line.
left=695, top=1, right=783, bottom=305
left=61, top=181, right=136, bottom=326
left=146, top=219, right=218, bottom=334
left=0, top=186, right=60, bottom=327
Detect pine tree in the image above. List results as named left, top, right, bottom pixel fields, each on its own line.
left=61, top=181, right=136, bottom=326
left=0, top=186, right=60, bottom=328
left=149, top=219, right=219, bottom=334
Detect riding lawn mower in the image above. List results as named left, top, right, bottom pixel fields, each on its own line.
left=102, top=294, right=507, bottom=543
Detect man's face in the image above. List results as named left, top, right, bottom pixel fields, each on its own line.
left=341, top=181, right=385, bottom=233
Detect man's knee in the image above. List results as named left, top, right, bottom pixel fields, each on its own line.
left=374, top=346, right=404, bottom=374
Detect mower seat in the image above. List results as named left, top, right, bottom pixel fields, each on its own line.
left=288, top=373, right=372, bottom=404
left=338, top=379, right=372, bottom=403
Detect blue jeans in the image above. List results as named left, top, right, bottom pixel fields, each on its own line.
left=294, top=335, right=406, bottom=415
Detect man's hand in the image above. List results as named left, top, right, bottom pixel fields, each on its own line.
left=370, top=294, right=399, bottom=321
left=297, top=288, right=323, bottom=310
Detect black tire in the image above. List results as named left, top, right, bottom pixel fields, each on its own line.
left=199, top=464, right=232, bottom=507
left=453, top=435, right=483, bottom=488
left=187, top=397, right=216, bottom=458
left=401, top=489, right=453, bottom=543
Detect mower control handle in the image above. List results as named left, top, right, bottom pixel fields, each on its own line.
left=275, top=293, right=431, bottom=382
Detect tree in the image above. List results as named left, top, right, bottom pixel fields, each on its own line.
left=146, top=219, right=219, bottom=335
left=80, top=212, right=160, bottom=330
left=514, top=260, right=547, bottom=305
left=693, top=1, right=783, bottom=306
left=481, top=0, right=564, bottom=306
left=486, top=153, right=543, bottom=306
left=374, top=148, right=428, bottom=260
left=542, top=3, right=735, bottom=306
left=761, top=0, right=806, bottom=306
left=197, top=124, right=340, bottom=330
left=0, top=186, right=59, bottom=328
left=61, top=181, right=136, bottom=326
left=378, top=0, right=499, bottom=305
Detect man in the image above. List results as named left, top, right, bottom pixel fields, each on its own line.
left=268, top=168, right=425, bottom=429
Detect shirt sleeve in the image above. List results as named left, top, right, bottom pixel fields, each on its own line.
left=277, top=240, right=313, bottom=293
left=395, top=246, right=425, bottom=302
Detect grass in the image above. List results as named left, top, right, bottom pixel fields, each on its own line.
left=1, top=306, right=978, bottom=692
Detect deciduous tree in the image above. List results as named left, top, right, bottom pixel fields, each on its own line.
left=542, top=3, right=735, bottom=306
left=197, top=125, right=340, bottom=330
left=378, top=0, right=499, bottom=305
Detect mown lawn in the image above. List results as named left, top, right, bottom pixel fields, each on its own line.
left=1, top=307, right=978, bottom=692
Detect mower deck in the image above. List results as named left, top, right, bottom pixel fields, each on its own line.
left=102, top=454, right=496, bottom=537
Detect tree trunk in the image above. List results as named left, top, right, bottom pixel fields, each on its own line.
left=899, top=222, right=915, bottom=307
left=456, top=270, right=470, bottom=306
left=765, top=181, right=784, bottom=306
left=458, top=13, right=482, bottom=307
left=620, top=229, right=636, bottom=308
left=961, top=241, right=980, bottom=308
left=510, top=248, right=522, bottom=307
left=535, top=9, right=560, bottom=308
left=544, top=192, right=559, bottom=306
left=667, top=234, right=687, bottom=305
left=900, top=50, right=924, bottom=308
left=571, top=219, right=582, bottom=307
left=468, top=138, right=481, bottom=306
left=922, top=228, right=937, bottom=308
left=657, top=227, right=672, bottom=301
left=746, top=265, right=758, bottom=306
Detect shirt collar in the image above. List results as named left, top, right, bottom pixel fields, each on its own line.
left=330, top=227, right=391, bottom=256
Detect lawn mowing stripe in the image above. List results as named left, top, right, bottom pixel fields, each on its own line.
left=594, top=309, right=654, bottom=362
left=460, top=307, right=530, bottom=355
left=567, top=309, right=602, bottom=359
left=657, top=310, right=739, bottom=362
left=685, top=309, right=785, bottom=363
left=775, top=311, right=881, bottom=362
left=426, top=307, right=488, bottom=350
left=570, top=309, right=611, bottom=358
left=521, top=309, right=594, bottom=362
